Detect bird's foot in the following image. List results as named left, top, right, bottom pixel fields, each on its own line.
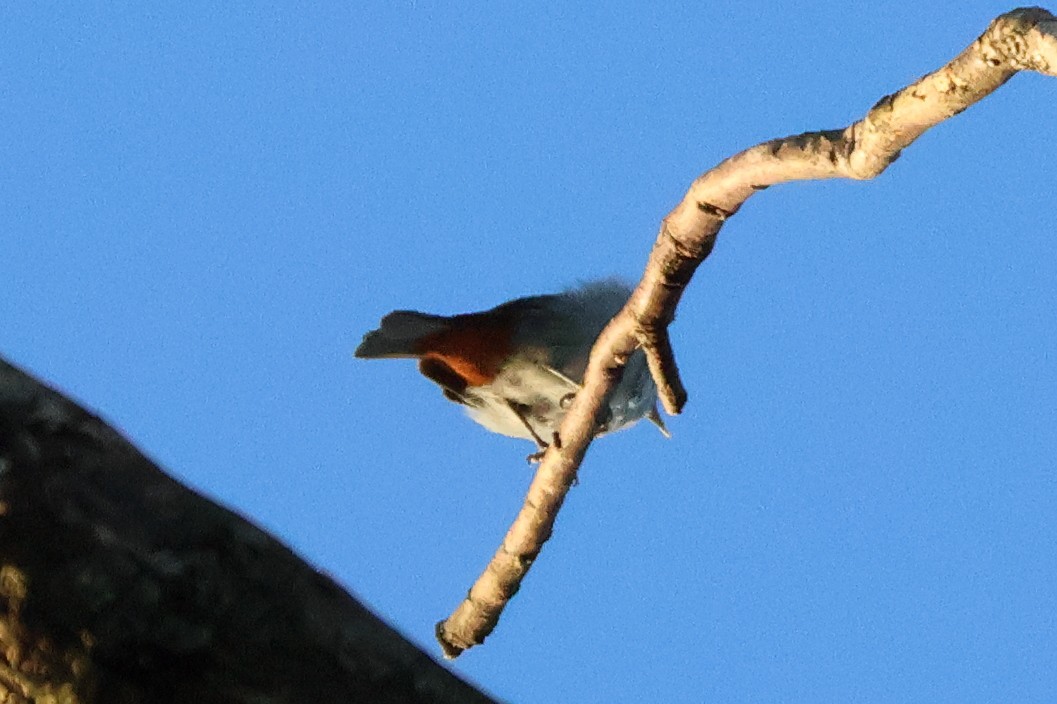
left=525, top=432, right=566, bottom=467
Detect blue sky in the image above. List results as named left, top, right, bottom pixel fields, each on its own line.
left=3, top=3, right=1055, bottom=702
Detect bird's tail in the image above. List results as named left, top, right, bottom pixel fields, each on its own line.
left=355, top=311, right=450, bottom=358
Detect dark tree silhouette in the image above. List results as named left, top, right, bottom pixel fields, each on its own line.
left=0, top=358, right=497, bottom=703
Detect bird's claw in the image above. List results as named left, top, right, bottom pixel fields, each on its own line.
left=525, top=432, right=563, bottom=464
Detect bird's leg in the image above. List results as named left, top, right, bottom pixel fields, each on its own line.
left=505, top=399, right=550, bottom=463
left=523, top=431, right=567, bottom=465
left=508, top=366, right=581, bottom=463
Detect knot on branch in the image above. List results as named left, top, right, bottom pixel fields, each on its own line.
left=660, top=221, right=713, bottom=263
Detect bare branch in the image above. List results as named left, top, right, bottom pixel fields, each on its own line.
left=436, top=6, right=1057, bottom=657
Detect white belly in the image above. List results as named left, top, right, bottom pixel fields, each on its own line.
left=462, top=359, right=578, bottom=441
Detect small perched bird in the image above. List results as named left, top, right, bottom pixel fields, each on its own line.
left=355, top=279, right=668, bottom=455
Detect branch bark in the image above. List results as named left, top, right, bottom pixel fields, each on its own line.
left=436, top=6, right=1057, bottom=658
left=0, top=359, right=498, bottom=703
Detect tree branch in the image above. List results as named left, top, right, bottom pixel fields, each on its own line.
left=436, top=6, right=1057, bottom=658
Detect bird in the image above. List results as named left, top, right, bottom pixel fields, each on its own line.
left=355, top=279, right=668, bottom=457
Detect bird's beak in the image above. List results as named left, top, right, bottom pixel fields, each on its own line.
left=646, top=405, right=671, bottom=438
